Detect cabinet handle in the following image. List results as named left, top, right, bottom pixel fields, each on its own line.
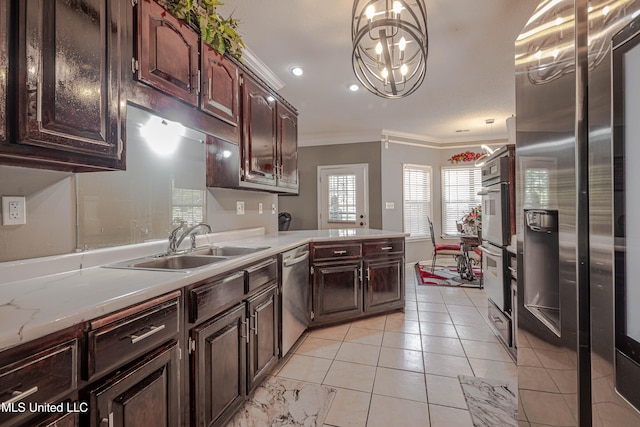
left=101, top=412, right=114, bottom=427
left=208, top=77, right=212, bottom=98
left=366, top=268, right=370, bottom=282
left=491, top=316, right=504, bottom=324
left=241, top=319, right=249, bottom=342
left=2, top=386, right=38, bottom=405
left=36, top=78, right=42, bottom=123
left=380, top=246, right=393, bottom=250
left=130, top=324, right=165, bottom=344
left=251, top=313, right=259, bottom=335
left=333, top=250, right=348, bottom=255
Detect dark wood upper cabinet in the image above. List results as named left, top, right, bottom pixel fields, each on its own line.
left=277, top=103, right=299, bottom=192
left=201, top=44, right=239, bottom=126
left=135, top=0, right=199, bottom=106
left=9, top=0, right=126, bottom=171
left=241, top=76, right=277, bottom=186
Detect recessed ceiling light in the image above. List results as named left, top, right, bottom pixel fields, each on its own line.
left=349, top=84, right=359, bottom=92
left=291, top=66, right=304, bottom=77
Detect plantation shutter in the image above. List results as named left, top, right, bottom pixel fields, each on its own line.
left=403, top=164, right=432, bottom=238
left=441, top=166, right=482, bottom=236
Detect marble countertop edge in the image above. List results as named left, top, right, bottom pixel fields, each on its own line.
left=0, top=228, right=407, bottom=352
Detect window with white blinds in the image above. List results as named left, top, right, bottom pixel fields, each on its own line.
left=441, top=166, right=482, bottom=236
left=403, top=164, right=432, bottom=238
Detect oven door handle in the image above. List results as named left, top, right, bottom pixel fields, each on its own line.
left=478, top=188, right=502, bottom=195
left=478, top=244, right=502, bottom=257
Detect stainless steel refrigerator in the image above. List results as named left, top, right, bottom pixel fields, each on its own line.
left=515, top=1, right=640, bottom=425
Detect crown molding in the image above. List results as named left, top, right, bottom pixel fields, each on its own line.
left=242, top=46, right=285, bottom=91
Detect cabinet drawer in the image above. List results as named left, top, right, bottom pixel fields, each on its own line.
left=246, top=257, right=278, bottom=294
left=363, top=239, right=404, bottom=257
left=189, top=271, right=245, bottom=323
left=488, top=300, right=511, bottom=347
left=312, top=243, right=361, bottom=261
left=87, top=292, right=180, bottom=380
left=0, top=340, right=77, bottom=425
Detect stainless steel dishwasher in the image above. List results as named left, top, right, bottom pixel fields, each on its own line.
left=279, top=244, right=310, bottom=356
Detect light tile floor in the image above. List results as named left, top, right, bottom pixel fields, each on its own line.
left=271, top=264, right=517, bottom=427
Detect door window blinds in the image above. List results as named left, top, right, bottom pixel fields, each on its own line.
left=403, top=164, right=432, bottom=238
left=328, top=174, right=357, bottom=222
left=441, top=166, right=481, bottom=236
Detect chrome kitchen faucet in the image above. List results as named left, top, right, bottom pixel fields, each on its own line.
left=168, top=222, right=213, bottom=254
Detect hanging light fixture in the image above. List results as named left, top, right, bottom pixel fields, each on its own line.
left=352, top=0, right=428, bottom=98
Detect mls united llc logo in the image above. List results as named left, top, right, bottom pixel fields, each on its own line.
left=1, top=401, right=89, bottom=414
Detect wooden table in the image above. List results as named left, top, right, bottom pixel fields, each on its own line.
left=456, top=234, right=482, bottom=285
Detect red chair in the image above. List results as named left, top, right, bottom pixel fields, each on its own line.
left=428, top=217, right=462, bottom=273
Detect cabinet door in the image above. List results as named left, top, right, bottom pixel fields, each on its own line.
left=36, top=410, right=80, bottom=427
left=312, top=261, right=363, bottom=324
left=364, top=258, right=404, bottom=313
left=191, top=303, right=246, bottom=427
left=136, top=0, right=199, bottom=106
left=246, top=284, right=279, bottom=392
left=201, top=44, right=239, bottom=126
left=16, top=0, right=124, bottom=169
left=241, top=76, right=277, bottom=186
left=90, top=342, right=180, bottom=427
left=276, top=103, right=298, bottom=192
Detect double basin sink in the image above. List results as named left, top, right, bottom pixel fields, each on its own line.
left=105, top=245, right=270, bottom=272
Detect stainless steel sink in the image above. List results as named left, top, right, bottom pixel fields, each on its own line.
left=105, top=255, right=229, bottom=272
left=191, top=245, right=270, bottom=257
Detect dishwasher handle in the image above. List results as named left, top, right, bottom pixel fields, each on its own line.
left=283, top=251, right=310, bottom=268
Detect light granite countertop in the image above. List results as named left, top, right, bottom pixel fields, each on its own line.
left=0, top=228, right=407, bottom=352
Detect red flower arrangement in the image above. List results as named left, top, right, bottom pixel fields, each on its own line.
left=448, top=151, right=483, bottom=163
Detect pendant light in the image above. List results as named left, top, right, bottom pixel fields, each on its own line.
left=352, top=0, right=429, bottom=98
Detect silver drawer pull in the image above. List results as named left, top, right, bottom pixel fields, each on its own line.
left=2, top=386, right=39, bottom=405
left=491, top=316, right=504, bottom=324
left=131, top=324, right=166, bottom=344
left=333, top=250, right=348, bottom=255
left=380, top=246, right=393, bottom=250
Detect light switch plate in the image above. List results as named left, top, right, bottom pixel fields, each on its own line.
left=236, top=200, right=245, bottom=215
left=2, top=196, right=26, bottom=225
left=258, top=203, right=263, bottom=214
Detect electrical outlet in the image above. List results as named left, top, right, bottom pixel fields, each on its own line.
left=271, top=204, right=276, bottom=214
left=2, top=196, right=26, bottom=225
left=258, top=203, right=263, bottom=214
left=236, top=200, right=245, bottom=215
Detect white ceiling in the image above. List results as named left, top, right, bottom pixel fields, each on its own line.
left=219, top=0, right=540, bottom=147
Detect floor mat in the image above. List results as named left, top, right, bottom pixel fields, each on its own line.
left=226, top=376, right=336, bottom=427
left=415, top=263, right=482, bottom=287
left=458, top=375, right=517, bottom=427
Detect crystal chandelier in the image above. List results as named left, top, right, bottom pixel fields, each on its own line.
left=352, top=0, right=429, bottom=98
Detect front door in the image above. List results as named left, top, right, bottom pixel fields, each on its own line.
left=317, top=164, right=368, bottom=229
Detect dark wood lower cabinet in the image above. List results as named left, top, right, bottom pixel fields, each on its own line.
left=190, top=303, right=247, bottom=427
left=88, top=341, right=180, bottom=427
left=364, top=257, right=405, bottom=313
left=34, top=410, right=80, bottom=427
left=312, top=260, right=363, bottom=324
left=246, top=284, right=279, bottom=392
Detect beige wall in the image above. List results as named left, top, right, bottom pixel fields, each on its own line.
left=0, top=165, right=76, bottom=261
left=0, top=165, right=277, bottom=263
left=278, top=142, right=382, bottom=230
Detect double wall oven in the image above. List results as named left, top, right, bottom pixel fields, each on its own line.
left=478, top=145, right=515, bottom=350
